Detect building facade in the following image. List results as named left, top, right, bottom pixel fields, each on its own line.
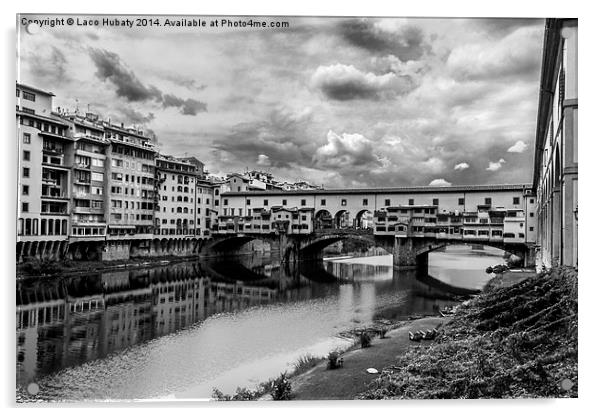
left=154, top=155, right=197, bottom=237
left=16, top=84, right=72, bottom=262
left=533, top=19, right=578, bottom=268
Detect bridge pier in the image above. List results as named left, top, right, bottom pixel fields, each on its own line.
left=392, top=237, right=431, bottom=270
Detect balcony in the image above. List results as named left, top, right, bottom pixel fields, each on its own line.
left=73, top=206, right=103, bottom=214
left=74, top=163, right=91, bottom=170
left=73, top=177, right=91, bottom=185
left=41, top=192, right=68, bottom=200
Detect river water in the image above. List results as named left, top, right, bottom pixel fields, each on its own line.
left=16, top=245, right=503, bottom=402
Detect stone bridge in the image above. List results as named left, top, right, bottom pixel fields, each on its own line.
left=200, top=228, right=534, bottom=270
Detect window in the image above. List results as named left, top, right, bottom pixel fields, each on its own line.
left=22, top=91, right=36, bottom=101
left=223, top=199, right=228, bottom=206
left=91, top=172, right=104, bottom=182
left=23, top=133, right=31, bottom=144
left=384, top=199, right=390, bottom=206
left=23, top=167, right=29, bottom=177
left=362, top=198, right=368, bottom=206
left=530, top=198, right=535, bottom=204
left=530, top=212, right=534, bottom=217
left=23, top=151, right=30, bottom=161
left=485, top=197, right=492, bottom=205
left=433, top=198, right=439, bottom=206
left=341, top=199, right=347, bottom=206
left=529, top=226, right=534, bottom=232
left=92, top=158, right=104, bottom=167
left=282, top=199, right=287, bottom=206
left=22, top=185, right=29, bottom=195
left=22, top=202, right=29, bottom=212
left=246, top=199, right=251, bottom=205
left=263, top=199, right=268, bottom=206
left=301, top=199, right=306, bottom=206
left=513, top=197, right=520, bottom=205
left=321, top=199, right=326, bottom=206
left=409, top=199, right=414, bottom=206
left=458, top=198, right=464, bottom=205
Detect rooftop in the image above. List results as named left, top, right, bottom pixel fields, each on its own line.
left=223, top=183, right=533, bottom=197
left=16, top=82, right=55, bottom=97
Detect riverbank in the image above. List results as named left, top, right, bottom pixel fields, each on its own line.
left=252, top=266, right=576, bottom=400
left=356, top=266, right=577, bottom=399
left=16, top=255, right=198, bottom=280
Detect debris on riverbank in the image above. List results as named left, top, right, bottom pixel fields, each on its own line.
left=358, top=266, right=578, bottom=399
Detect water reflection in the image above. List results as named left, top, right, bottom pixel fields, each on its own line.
left=16, top=247, right=498, bottom=401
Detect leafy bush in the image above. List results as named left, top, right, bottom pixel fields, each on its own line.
left=270, top=373, right=292, bottom=400
left=359, top=331, right=372, bottom=348
left=211, top=386, right=264, bottom=401
left=327, top=350, right=342, bottom=370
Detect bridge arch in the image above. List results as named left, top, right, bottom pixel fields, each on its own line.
left=333, top=209, right=351, bottom=229
left=297, top=231, right=392, bottom=261
left=314, top=209, right=333, bottom=230
left=354, top=209, right=372, bottom=229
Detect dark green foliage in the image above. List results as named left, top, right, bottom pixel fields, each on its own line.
left=359, top=267, right=578, bottom=399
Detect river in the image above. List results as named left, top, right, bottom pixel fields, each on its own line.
left=15, top=244, right=504, bottom=402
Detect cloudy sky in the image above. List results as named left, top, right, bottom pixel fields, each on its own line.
left=17, top=15, right=544, bottom=188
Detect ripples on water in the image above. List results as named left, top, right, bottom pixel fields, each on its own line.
left=16, top=245, right=502, bottom=401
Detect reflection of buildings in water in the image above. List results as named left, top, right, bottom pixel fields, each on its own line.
left=323, top=261, right=392, bottom=281
left=16, top=263, right=281, bottom=385
left=16, top=298, right=66, bottom=384
left=151, top=278, right=206, bottom=337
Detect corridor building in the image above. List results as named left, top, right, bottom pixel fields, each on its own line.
left=533, top=18, right=578, bottom=268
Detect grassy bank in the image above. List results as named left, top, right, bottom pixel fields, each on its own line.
left=358, top=266, right=578, bottom=399
left=16, top=256, right=197, bottom=279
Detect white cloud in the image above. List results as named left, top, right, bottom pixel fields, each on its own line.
left=446, top=26, right=542, bottom=80
left=507, top=140, right=528, bottom=153
left=486, top=158, right=506, bottom=171
left=313, top=130, right=378, bottom=168
left=257, top=154, right=271, bottom=166
left=429, top=178, right=452, bottom=186
left=454, top=162, right=470, bottom=170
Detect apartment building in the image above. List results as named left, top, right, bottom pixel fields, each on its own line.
left=61, top=112, right=109, bottom=243
left=154, top=155, right=196, bottom=237
left=16, top=83, right=72, bottom=262
left=104, top=122, right=156, bottom=258
left=195, top=178, right=217, bottom=236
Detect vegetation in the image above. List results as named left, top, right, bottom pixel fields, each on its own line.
left=20, top=259, right=64, bottom=276
left=269, top=373, right=292, bottom=400
left=291, top=353, right=324, bottom=377
left=359, top=331, right=372, bottom=348
left=326, top=350, right=343, bottom=370
left=358, top=267, right=578, bottom=399
left=212, top=372, right=292, bottom=401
